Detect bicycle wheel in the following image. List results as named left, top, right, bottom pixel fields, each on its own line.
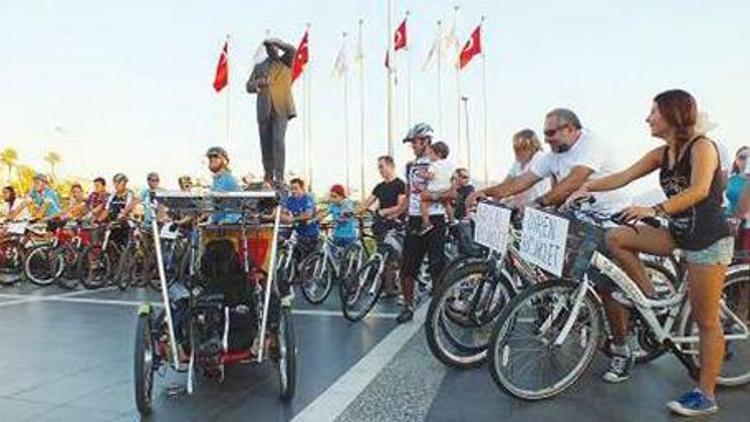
left=426, top=260, right=514, bottom=369
left=24, top=244, right=63, bottom=286
left=134, top=312, right=155, bottom=415
left=488, top=279, right=603, bottom=400
left=340, top=257, right=384, bottom=321
left=679, top=268, right=750, bottom=386
left=78, top=245, right=114, bottom=289
left=0, top=240, right=25, bottom=286
left=341, top=242, right=366, bottom=282
left=299, top=252, right=333, bottom=304
left=55, top=244, right=81, bottom=290
left=276, top=307, right=297, bottom=401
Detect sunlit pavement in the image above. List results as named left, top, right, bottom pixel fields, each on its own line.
left=0, top=282, right=748, bottom=421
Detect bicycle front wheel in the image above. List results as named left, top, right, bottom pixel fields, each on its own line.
left=488, top=279, right=603, bottom=400
left=299, top=252, right=333, bottom=304
left=340, top=257, right=383, bottom=321
left=24, top=244, right=63, bottom=286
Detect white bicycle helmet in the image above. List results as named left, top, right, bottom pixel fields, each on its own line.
left=402, top=122, right=434, bottom=143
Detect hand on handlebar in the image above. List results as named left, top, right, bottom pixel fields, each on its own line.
left=565, top=187, right=592, bottom=208
left=616, top=205, right=657, bottom=223
left=466, top=190, right=487, bottom=212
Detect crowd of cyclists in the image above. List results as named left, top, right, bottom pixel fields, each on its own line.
left=2, top=88, right=749, bottom=417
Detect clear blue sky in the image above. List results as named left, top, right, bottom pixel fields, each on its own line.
left=1, top=0, right=748, bottom=194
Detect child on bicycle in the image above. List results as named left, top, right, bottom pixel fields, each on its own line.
left=318, top=184, right=357, bottom=249
left=419, top=141, right=454, bottom=235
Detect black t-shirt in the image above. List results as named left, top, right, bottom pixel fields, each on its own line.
left=454, top=185, right=475, bottom=220
left=372, top=178, right=406, bottom=210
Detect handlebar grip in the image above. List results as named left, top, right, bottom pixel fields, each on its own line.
left=640, top=217, right=662, bottom=229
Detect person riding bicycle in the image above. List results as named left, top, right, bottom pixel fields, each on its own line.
left=397, top=122, right=455, bottom=324
left=568, top=90, right=732, bottom=416
left=281, top=178, right=319, bottom=258
left=140, top=172, right=165, bottom=227
left=318, top=184, right=357, bottom=249
left=206, top=146, right=241, bottom=224
left=359, top=155, right=407, bottom=241
left=60, top=183, right=88, bottom=221
left=467, top=109, right=625, bottom=215
left=86, top=177, right=109, bottom=221
left=26, top=173, right=62, bottom=220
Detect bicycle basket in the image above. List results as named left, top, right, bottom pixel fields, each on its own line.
left=555, top=212, right=607, bottom=280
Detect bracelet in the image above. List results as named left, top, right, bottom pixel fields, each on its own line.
left=652, top=203, right=669, bottom=218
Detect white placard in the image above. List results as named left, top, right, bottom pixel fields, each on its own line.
left=519, top=208, right=570, bottom=277
left=473, top=202, right=512, bottom=256
left=6, top=222, right=27, bottom=235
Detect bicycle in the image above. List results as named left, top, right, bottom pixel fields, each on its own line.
left=24, top=219, right=93, bottom=288
left=77, top=219, right=128, bottom=289
left=487, top=203, right=750, bottom=400
left=115, top=219, right=159, bottom=291
left=1, top=220, right=49, bottom=286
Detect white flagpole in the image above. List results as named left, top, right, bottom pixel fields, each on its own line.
left=303, top=24, right=311, bottom=187
left=306, top=25, right=314, bottom=191
left=437, top=19, right=443, bottom=136
left=481, top=16, right=489, bottom=187
left=454, top=5, right=463, bottom=166
left=463, top=96, right=471, bottom=173
left=405, top=10, right=412, bottom=130
left=342, top=32, right=351, bottom=192
left=358, top=18, right=366, bottom=200
left=386, top=0, right=395, bottom=156
left=225, top=34, right=231, bottom=150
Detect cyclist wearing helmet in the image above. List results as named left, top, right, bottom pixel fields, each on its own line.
left=397, top=122, right=454, bottom=324
left=206, top=146, right=241, bottom=223
left=100, top=173, right=137, bottom=222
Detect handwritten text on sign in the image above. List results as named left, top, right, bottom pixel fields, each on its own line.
left=519, top=208, right=569, bottom=277
left=473, top=202, right=512, bottom=255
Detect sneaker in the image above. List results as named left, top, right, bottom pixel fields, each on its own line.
left=602, top=353, right=633, bottom=383
left=396, top=307, right=414, bottom=324
left=667, top=389, right=718, bottom=416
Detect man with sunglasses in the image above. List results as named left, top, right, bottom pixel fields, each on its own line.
left=468, top=108, right=625, bottom=215
left=206, top=146, right=241, bottom=223
left=140, top=172, right=164, bottom=227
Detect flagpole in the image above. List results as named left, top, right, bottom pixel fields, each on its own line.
left=454, top=5, right=463, bottom=166
left=481, top=16, right=489, bottom=187
left=304, top=23, right=311, bottom=187
left=405, top=10, right=412, bottom=130
left=342, top=32, right=351, bottom=193
left=386, top=0, right=395, bottom=156
left=462, top=96, right=471, bottom=173
left=358, top=18, right=366, bottom=201
left=436, top=19, right=443, bottom=136
left=225, top=34, right=231, bottom=150
left=306, top=24, right=314, bottom=191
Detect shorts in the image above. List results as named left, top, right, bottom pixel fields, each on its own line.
left=401, top=216, right=446, bottom=279
left=683, top=237, right=734, bottom=266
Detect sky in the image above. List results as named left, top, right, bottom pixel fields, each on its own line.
left=1, top=0, right=749, bottom=195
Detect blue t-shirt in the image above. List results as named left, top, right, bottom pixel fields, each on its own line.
left=726, top=174, right=746, bottom=217
left=30, top=187, right=61, bottom=218
left=329, top=199, right=357, bottom=240
left=284, top=194, right=319, bottom=238
left=211, top=170, right=241, bottom=223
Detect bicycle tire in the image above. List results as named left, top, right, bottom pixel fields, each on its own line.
left=24, top=244, right=63, bottom=286
left=341, top=257, right=384, bottom=321
left=426, top=260, right=514, bottom=369
left=299, top=252, right=333, bottom=304
left=488, top=279, right=603, bottom=400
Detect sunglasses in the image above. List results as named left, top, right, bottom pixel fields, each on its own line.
left=207, top=154, right=222, bottom=159
left=543, top=123, right=570, bottom=138
left=148, top=178, right=159, bottom=182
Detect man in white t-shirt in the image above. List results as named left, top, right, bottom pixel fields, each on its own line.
left=468, top=108, right=626, bottom=214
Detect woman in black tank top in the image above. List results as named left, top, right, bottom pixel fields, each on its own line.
left=569, top=90, right=732, bottom=414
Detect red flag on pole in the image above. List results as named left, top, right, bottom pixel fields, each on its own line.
left=212, top=40, right=229, bottom=92
left=385, top=16, right=408, bottom=68
left=291, top=31, right=309, bottom=83
left=459, top=25, right=482, bottom=70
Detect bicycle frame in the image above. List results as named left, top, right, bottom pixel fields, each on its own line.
left=554, top=251, right=750, bottom=350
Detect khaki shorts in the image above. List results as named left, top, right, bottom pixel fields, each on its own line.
left=683, top=237, right=734, bottom=266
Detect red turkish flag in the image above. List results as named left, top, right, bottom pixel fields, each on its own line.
left=459, top=25, right=482, bottom=70
left=212, top=40, right=229, bottom=92
left=385, top=17, right=408, bottom=68
left=291, top=31, right=309, bottom=83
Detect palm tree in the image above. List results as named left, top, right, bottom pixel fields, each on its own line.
left=43, top=151, right=62, bottom=179
left=0, top=148, right=18, bottom=182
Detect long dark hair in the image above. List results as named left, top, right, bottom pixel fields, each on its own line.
left=653, top=89, right=698, bottom=153
left=3, top=186, right=16, bottom=209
